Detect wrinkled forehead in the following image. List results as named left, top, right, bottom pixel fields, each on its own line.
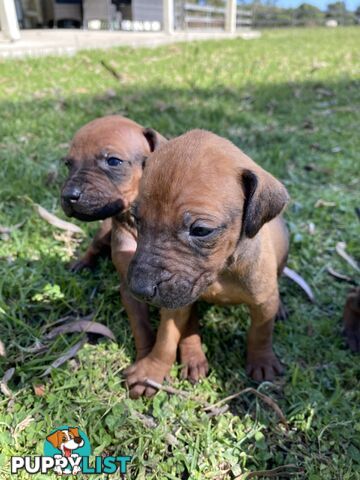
left=138, top=144, right=242, bottom=224
left=69, top=123, right=149, bottom=160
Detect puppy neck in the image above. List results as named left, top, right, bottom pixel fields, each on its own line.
left=113, top=210, right=137, bottom=239
left=226, top=232, right=262, bottom=271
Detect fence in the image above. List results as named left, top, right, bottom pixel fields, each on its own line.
left=174, top=2, right=253, bottom=30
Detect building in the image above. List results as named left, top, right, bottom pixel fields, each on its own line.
left=0, top=1, right=242, bottom=40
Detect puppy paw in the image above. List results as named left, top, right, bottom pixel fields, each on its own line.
left=69, top=256, right=96, bottom=272
left=123, top=356, right=171, bottom=399
left=179, top=344, right=209, bottom=383
left=344, top=325, right=360, bottom=353
left=246, top=351, right=284, bottom=382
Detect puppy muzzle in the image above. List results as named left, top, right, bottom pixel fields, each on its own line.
left=128, top=258, right=200, bottom=309
left=61, top=186, right=124, bottom=221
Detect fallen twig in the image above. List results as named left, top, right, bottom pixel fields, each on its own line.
left=143, top=379, right=285, bottom=423
left=100, top=60, right=123, bottom=81
left=203, top=387, right=287, bottom=426
left=143, top=378, right=228, bottom=415
left=234, top=464, right=301, bottom=479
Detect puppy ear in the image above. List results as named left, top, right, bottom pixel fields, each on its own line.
left=69, top=427, right=80, bottom=437
left=46, top=431, right=61, bottom=448
left=241, top=168, right=289, bottom=238
left=143, top=128, right=166, bottom=152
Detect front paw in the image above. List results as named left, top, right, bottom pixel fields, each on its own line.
left=246, top=350, right=284, bottom=382
left=69, top=256, right=96, bottom=272
left=123, top=356, right=171, bottom=399
left=179, top=343, right=209, bottom=383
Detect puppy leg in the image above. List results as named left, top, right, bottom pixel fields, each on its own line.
left=124, top=306, right=192, bottom=398
left=246, top=289, right=284, bottom=382
left=114, top=249, right=156, bottom=360
left=119, top=283, right=155, bottom=360
left=70, top=218, right=112, bottom=272
left=178, top=304, right=209, bottom=383
left=343, top=288, right=360, bottom=353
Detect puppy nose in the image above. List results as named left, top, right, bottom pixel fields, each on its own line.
left=130, top=278, right=157, bottom=302
left=62, top=186, right=81, bottom=203
left=74, top=437, right=82, bottom=444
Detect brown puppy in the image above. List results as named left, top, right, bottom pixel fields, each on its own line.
left=61, top=116, right=208, bottom=397
left=127, top=129, right=289, bottom=395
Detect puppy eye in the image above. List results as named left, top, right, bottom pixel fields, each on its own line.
left=106, top=157, right=123, bottom=167
left=189, top=225, right=215, bottom=237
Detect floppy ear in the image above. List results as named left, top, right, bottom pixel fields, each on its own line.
left=143, top=128, right=167, bottom=152
left=241, top=168, right=289, bottom=238
left=46, top=431, right=61, bottom=449
left=68, top=427, right=80, bottom=438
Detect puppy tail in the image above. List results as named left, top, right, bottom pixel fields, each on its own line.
left=283, top=267, right=315, bottom=303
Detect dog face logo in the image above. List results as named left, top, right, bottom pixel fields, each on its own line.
left=47, top=427, right=84, bottom=457
left=44, top=426, right=91, bottom=475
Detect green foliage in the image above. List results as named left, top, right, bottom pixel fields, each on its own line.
left=0, top=28, right=359, bottom=479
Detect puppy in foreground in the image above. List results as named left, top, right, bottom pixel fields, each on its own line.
left=61, top=117, right=208, bottom=397
left=127, top=129, right=290, bottom=394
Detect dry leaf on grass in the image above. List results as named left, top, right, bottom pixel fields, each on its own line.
left=41, top=338, right=87, bottom=377
left=283, top=267, right=315, bottom=303
left=42, top=313, right=93, bottom=332
left=0, top=339, right=6, bottom=357
left=13, top=416, right=35, bottom=438
left=1, top=368, right=15, bottom=398
left=35, top=204, right=84, bottom=234
left=44, top=319, right=116, bottom=341
left=336, top=242, right=359, bottom=272
left=327, top=266, right=354, bottom=283
left=0, top=221, right=25, bottom=235
left=33, top=384, right=46, bottom=397
left=315, top=199, right=336, bottom=208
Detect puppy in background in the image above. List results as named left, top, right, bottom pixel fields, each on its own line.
left=343, top=287, right=360, bottom=352
left=61, top=117, right=208, bottom=397
left=127, top=130, right=290, bottom=396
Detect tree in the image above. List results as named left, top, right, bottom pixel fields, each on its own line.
left=295, top=3, right=324, bottom=25
left=326, top=1, right=356, bottom=25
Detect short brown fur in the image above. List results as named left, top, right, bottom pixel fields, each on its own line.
left=61, top=117, right=208, bottom=398
left=127, top=130, right=290, bottom=392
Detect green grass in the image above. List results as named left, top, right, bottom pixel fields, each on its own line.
left=0, top=27, right=359, bottom=479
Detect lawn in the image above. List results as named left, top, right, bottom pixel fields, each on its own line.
left=0, top=27, right=359, bottom=479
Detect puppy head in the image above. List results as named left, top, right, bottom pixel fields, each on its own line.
left=61, top=115, right=165, bottom=221
left=128, top=130, right=289, bottom=309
